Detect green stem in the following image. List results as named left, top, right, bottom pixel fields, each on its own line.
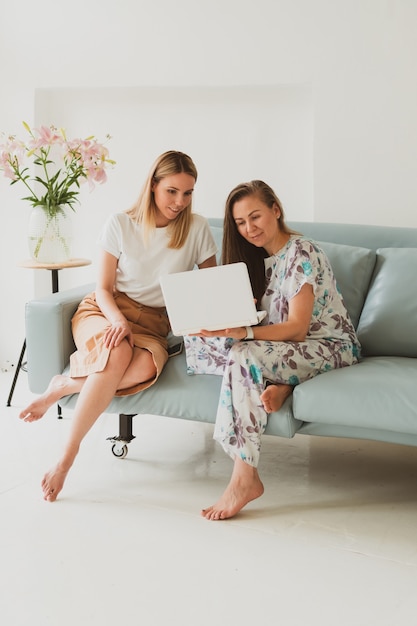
left=40, top=146, right=52, bottom=187
left=10, top=161, right=39, bottom=203
left=33, top=236, right=44, bottom=258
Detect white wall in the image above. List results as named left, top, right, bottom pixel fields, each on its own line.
left=1, top=0, right=417, bottom=365
left=33, top=84, right=313, bottom=280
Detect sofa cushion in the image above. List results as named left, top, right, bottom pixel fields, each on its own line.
left=293, top=356, right=417, bottom=433
left=318, top=241, right=376, bottom=329
left=357, top=248, right=417, bottom=357
left=60, top=348, right=303, bottom=438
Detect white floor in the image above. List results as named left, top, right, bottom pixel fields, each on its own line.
left=2, top=369, right=417, bottom=626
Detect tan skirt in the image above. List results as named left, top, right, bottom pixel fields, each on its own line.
left=70, top=291, right=170, bottom=396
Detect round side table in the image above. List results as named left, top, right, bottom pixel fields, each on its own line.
left=18, top=257, right=92, bottom=293
left=7, top=257, right=92, bottom=409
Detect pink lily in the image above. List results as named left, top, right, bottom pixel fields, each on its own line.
left=28, top=125, right=64, bottom=151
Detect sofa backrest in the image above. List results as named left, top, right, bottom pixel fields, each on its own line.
left=356, top=248, right=417, bottom=357
left=316, top=241, right=375, bottom=329
left=288, top=221, right=417, bottom=250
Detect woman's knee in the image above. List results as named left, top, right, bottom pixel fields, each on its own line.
left=108, top=339, right=134, bottom=369
left=134, top=349, right=157, bottom=381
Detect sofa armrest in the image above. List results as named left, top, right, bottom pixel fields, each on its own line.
left=25, top=283, right=94, bottom=393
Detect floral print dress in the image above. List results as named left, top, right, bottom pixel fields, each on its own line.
left=184, top=236, right=361, bottom=467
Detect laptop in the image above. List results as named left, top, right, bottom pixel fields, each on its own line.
left=160, top=262, right=266, bottom=336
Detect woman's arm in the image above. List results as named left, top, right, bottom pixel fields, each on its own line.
left=198, top=254, right=217, bottom=269
left=198, top=283, right=314, bottom=342
left=94, top=249, right=134, bottom=349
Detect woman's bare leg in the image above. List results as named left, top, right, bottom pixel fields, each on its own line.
left=260, top=383, right=293, bottom=413
left=19, top=346, right=157, bottom=423
left=19, top=342, right=158, bottom=501
left=115, top=346, right=158, bottom=391
left=19, top=375, right=87, bottom=422
left=40, top=341, right=141, bottom=502
left=41, top=344, right=159, bottom=502
left=201, top=457, right=264, bottom=520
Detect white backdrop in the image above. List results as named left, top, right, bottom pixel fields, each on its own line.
left=31, top=85, right=313, bottom=294
left=37, top=88, right=313, bottom=216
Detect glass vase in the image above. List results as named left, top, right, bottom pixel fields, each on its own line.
left=28, top=205, right=73, bottom=263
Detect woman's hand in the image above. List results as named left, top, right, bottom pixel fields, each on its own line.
left=193, top=327, right=247, bottom=340
left=94, top=250, right=134, bottom=350
left=103, top=320, right=134, bottom=349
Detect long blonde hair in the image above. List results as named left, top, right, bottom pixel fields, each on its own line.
left=126, top=150, right=198, bottom=249
left=222, top=180, right=299, bottom=305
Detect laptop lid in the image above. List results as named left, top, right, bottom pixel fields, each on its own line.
left=160, top=262, right=261, bottom=336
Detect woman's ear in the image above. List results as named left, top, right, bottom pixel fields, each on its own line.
left=272, top=202, right=281, bottom=219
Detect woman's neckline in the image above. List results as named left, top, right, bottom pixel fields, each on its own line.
left=268, top=233, right=292, bottom=257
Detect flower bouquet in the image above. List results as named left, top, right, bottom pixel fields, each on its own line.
left=0, top=122, right=115, bottom=262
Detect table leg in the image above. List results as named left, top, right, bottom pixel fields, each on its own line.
left=6, top=339, right=26, bottom=407
left=51, top=269, right=59, bottom=294
left=52, top=271, right=61, bottom=417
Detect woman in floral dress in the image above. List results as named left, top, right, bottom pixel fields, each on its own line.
left=188, top=180, right=360, bottom=520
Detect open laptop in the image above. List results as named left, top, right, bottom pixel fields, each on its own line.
left=160, top=262, right=266, bottom=336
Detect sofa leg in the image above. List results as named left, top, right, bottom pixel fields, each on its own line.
left=106, top=413, right=137, bottom=459
left=119, top=413, right=136, bottom=442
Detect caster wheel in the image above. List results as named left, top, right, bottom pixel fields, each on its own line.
left=111, top=443, right=128, bottom=459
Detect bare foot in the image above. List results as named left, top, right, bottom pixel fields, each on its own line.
left=41, top=462, right=71, bottom=502
left=260, top=383, right=293, bottom=413
left=19, top=374, right=80, bottom=422
left=201, top=461, right=264, bottom=520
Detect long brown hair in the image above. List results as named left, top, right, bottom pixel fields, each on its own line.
left=126, top=150, right=198, bottom=249
left=222, top=180, right=299, bottom=305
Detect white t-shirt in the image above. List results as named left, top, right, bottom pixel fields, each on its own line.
left=98, top=212, right=218, bottom=307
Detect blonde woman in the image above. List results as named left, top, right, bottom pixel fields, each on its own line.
left=20, top=151, right=217, bottom=502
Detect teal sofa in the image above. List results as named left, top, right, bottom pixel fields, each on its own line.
left=25, top=220, right=417, bottom=458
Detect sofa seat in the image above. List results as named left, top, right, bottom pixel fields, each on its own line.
left=60, top=346, right=303, bottom=439
left=293, top=356, right=417, bottom=434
